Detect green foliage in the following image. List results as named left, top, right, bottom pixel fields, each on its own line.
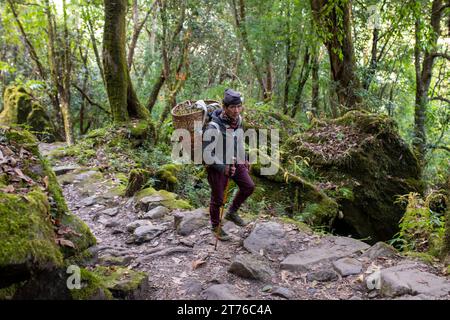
left=391, top=192, right=446, bottom=256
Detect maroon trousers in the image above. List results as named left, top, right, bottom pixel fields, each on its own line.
left=207, top=164, right=255, bottom=227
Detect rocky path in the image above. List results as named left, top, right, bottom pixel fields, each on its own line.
left=40, top=143, right=450, bottom=300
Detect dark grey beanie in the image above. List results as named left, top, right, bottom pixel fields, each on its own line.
left=223, top=88, right=242, bottom=106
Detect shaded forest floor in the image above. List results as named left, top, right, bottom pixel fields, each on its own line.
left=39, top=142, right=450, bottom=300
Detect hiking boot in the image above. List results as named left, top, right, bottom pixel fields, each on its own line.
left=224, top=210, right=247, bottom=227
left=211, top=225, right=231, bottom=241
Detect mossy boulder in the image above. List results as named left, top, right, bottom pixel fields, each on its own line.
left=90, top=266, right=149, bottom=299
left=125, top=168, right=152, bottom=197
left=0, top=126, right=96, bottom=295
left=0, top=86, right=56, bottom=142
left=154, top=163, right=181, bottom=191
left=127, top=119, right=155, bottom=147
left=0, top=190, right=64, bottom=288
left=251, top=162, right=340, bottom=228
left=70, top=268, right=113, bottom=300
left=277, top=110, right=422, bottom=242
left=136, top=187, right=192, bottom=210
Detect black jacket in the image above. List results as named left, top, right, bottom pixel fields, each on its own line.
left=202, top=109, right=245, bottom=173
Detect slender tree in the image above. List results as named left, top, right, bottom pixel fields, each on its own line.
left=310, top=0, right=362, bottom=111
left=103, top=0, right=150, bottom=123
left=413, top=0, right=448, bottom=165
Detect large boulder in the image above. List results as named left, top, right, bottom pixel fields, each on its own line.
left=255, top=111, right=422, bottom=243
left=0, top=126, right=96, bottom=297
left=228, top=254, right=274, bottom=281
left=0, top=86, right=57, bottom=142
left=243, top=222, right=290, bottom=256
left=380, top=262, right=450, bottom=298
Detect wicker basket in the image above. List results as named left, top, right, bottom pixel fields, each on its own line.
left=171, top=100, right=220, bottom=161
left=171, top=100, right=220, bottom=133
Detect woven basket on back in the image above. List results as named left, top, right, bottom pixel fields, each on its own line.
left=171, top=100, right=220, bottom=160
left=171, top=99, right=220, bottom=134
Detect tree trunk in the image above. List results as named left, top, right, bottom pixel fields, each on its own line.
left=7, top=0, right=45, bottom=80
left=45, top=0, right=73, bottom=145
left=232, top=0, right=270, bottom=101
left=127, top=1, right=155, bottom=68
left=79, top=46, right=89, bottom=135
left=83, top=6, right=105, bottom=85
left=60, top=0, right=74, bottom=145
left=310, top=0, right=362, bottom=111
left=291, top=49, right=312, bottom=117
left=311, top=53, right=320, bottom=116
left=363, top=27, right=379, bottom=90
left=264, top=61, right=274, bottom=101
left=103, top=0, right=130, bottom=123
left=146, top=69, right=166, bottom=112
left=282, top=2, right=292, bottom=113
left=413, top=0, right=443, bottom=164
left=146, top=1, right=185, bottom=113
left=126, top=70, right=150, bottom=120
left=158, top=30, right=190, bottom=129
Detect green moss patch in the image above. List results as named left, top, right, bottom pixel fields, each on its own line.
left=136, top=187, right=192, bottom=210
left=0, top=86, right=56, bottom=142
left=70, top=268, right=113, bottom=300
left=90, top=266, right=148, bottom=299
left=0, top=189, right=64, bottom=271
left=254, top=110, right=422, bottom=243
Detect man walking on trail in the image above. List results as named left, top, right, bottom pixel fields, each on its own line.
left=203, top=89, right=255, bottom=241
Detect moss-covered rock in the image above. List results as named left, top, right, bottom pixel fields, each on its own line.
left=0, top=86, right=56, bottom=142
left=251, top=161, right=339, bottom=228
left=123, top=119, right=156, bottom=148
left=0, top=282, right=21, bottom=300
left=0, top=126, right=95, bottom=293
left=0, top=189, right=64, bottom=288
left=90, top=266, right=149, bottom=299
left=70, top=268, right=113, bottom=300
left=242, top=104, right=304, bottom=141
left=257, top=110, right=422, bottom=243
left=136, top=187, right=192, bottom=210
left=125, top=168, right=152, bottom=197
left=154, top=163, right=181, bottom=191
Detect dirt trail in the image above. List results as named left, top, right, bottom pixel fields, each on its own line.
left=40, top=143, right=450, bottom=300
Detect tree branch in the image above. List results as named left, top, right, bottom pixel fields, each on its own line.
left=432, top=52, right=450, bottom=61
left=431, top=96, right=450, bottom=104
left=7, top=0, right=46, bottom=79
left=72, top=83, right=111, bottom=115
left=428, top=144, right=450, bottom=153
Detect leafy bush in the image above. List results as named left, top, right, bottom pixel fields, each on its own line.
left=391, top=191, right=446, bottom=256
